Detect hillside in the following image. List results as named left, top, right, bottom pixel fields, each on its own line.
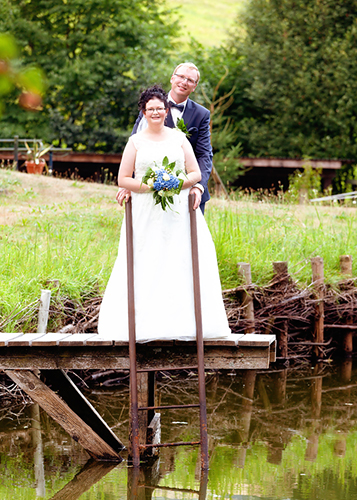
left=167, top=0, right=247, bottom=47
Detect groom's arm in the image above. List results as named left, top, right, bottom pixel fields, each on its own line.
left=192, top=110, right=213, bottom=202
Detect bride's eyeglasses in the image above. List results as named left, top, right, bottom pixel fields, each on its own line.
left=174, top=73, right=197, bottom=85
left=145, top=107, right=166, bottom=114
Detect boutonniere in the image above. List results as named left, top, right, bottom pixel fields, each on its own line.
left=176, top=118, right=191, bottom=138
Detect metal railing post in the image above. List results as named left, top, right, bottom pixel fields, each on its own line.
left=14, top=135, right=19, bottom=170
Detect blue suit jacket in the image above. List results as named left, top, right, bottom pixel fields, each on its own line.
left=132, top=98, right=213, bottom=205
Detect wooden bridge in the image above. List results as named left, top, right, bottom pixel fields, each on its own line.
left=1, top=197, right=276, bottom=467
left=0, top=331, right=276, bottom=464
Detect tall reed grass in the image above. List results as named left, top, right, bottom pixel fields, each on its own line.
left=207, top=197, right=357, bottom=288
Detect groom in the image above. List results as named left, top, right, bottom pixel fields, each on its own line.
left=117, top=62, right=213, bottom=213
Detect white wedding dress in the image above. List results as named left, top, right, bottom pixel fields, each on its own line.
left=98, top=129, right=232, bottom=342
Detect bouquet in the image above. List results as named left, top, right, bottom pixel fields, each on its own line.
left=141, top=156, right=185, bottom=211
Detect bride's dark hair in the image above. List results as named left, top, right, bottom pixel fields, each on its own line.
left=138, top=85, right=168, bottom=112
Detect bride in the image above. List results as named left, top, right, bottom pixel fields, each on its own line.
left=98, top=85, right=232, bottom=342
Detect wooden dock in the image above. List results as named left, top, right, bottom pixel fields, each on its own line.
left=0, top=332, right=276, bottom=463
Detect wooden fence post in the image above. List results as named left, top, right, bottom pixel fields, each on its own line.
left=311, top=257, right=324, bottom=359
left=273, top=261, right=289, bottom=283
left=273, top=261, right=289, bottom=357
left=339, top=255, right=352, bottom=276
left=37, top=289, right=51, bottom=334
left=339, top=255, right=354, bottom=357
left=237, top=262, right=255, bottom=333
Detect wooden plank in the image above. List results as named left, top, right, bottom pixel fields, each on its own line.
left=5, top=369, right=121, bottom=461
left=7, top=333, right=47, bottom=346
left=58, top=334, right=98, bottom=346
left=0, top=345, right=271, bottom=370
left=138, top=340, right=174, bottom=346
left=176, top=336, right=243, bottom=347
left=0, top=333, right=23, bottom=346
left=85, top=334, right=115, bottom=346
left=270, top=339, right=277, bottom=363
left=238, top=334, right=276, bottom=347
left=204, top=335, right=243, bottom=346
left=114, top=339, right=174, bottom=346
left=32, top=333, right=73, bottom=346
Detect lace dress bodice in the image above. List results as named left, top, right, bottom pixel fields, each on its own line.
left=131, top=129, right=186, bottom=180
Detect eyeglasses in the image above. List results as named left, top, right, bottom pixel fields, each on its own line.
left=174, top=73, right=197, bottom=85
left=145, top=107, right=166, bottom=114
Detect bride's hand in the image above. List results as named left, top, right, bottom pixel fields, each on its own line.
left=189, top=187, right=202, bottom=210
left=116, top=188, right=131, bottom=206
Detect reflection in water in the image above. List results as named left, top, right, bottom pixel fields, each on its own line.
left=31, top=403, right=46, bottom=498
left=1, top=362, right=357, bottom=499
left=49, top=459, right=117, bottom=500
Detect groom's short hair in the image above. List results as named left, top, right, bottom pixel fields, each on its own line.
left=172, top=62, right=200, bottom=83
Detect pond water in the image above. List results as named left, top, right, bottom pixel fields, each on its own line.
left=1, top=361, right=357, bottom=499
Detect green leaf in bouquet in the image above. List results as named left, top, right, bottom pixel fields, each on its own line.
left=167, top=161, right=176, bottom=172
left=142, top=166, right=155, bottom=185
left=162, top=156, right=169, bottom=167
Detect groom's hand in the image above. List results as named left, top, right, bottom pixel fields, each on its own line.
left=116, top=188, right=131, bottom=206
left=189, top=187, right=202, bottom=211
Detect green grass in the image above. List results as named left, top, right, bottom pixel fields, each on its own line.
left=167, top=0, right=247, bottom=47
left=1, top=169, right=357, bottom=332
left=207, top=196, right=357, bottom=289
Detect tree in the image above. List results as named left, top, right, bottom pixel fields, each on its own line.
left=0, top=0, right=178, bottom=151
left=176, top=41, right=247, bottom=189
left=225, top=0, right=357, bottom=160
left=0, top=32, right=44, bottom=116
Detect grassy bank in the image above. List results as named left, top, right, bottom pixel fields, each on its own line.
left=167, top=0, right=246, bottom=47
left=1, top=169, right=357, bottom=332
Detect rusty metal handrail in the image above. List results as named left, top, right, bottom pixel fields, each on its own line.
left=126, top=194, right=209, bottom=470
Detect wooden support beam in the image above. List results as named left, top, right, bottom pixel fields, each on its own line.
left=277, top=321, right=288, bottom=359
left=237, top=262, right=255, bottom=333
left=41, top=369, right=124, bottom=454
left=311, top=364, right=323, bottom=420
left=311, top=256, right=324, bottom=359
left=274, top=369, right=287, bottom=404
left=236, top=370, right=256, bottom=468
left=5, top=370, right=122, bottom=461
left=31, top=403, right=45, bottom=497
left=133, top=371, right=160, bottom=460
left=340, top=360, right=352, bottom=384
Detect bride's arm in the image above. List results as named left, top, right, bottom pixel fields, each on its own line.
left=118, top=138, right=150, bottom=193
left=182, top=138, right=201, bottom=189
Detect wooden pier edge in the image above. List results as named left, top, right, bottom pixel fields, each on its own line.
left=0, top=333, right=275, bottom=463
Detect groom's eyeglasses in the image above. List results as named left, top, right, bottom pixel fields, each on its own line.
left=145, top=107, right=166, bottom=114
left=174, top=73, right=197, bottom=85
